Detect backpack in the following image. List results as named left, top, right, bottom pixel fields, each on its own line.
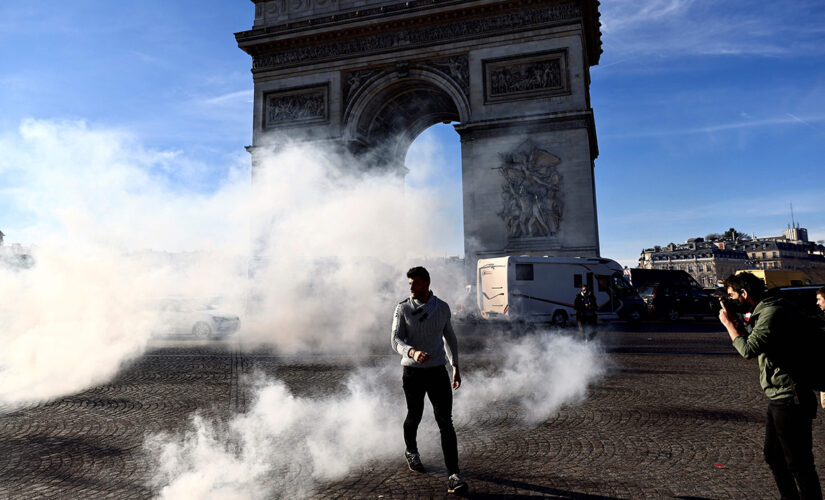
left=772, top=297, right=825, bottom=391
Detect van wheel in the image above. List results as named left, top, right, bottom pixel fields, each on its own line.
left=552, top=310, right=568, bottom=327
left=666, top=309, right=680, bottom=321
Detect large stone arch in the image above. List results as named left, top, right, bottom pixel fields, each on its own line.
left=237, top=0, right=603, bottom=269
left=344, top=64, right=470, bottom=168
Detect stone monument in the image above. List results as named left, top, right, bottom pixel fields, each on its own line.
left=236, top=0, right=603, bottom=266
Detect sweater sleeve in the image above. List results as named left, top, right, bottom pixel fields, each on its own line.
left=732, top=307, right=778, bottom=359
left=442, top=303, right=459, bottom=366
left=391, top=303, right=412, bottom=357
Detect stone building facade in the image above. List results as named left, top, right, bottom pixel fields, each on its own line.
left=638, top=228, right=825, bottom=287
left=638, top=240, right=749, bottom=288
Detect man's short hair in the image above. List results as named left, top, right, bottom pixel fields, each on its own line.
left=406, top=266, right=430, bottom=283
left=817, top=286, right=825, bottom=298
left=723, top=272, right=766, bottom=301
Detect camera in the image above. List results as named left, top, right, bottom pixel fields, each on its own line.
left=720, top=297, right=738, bottom=312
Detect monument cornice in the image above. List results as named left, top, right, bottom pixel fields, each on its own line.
left=237, top=0, right=601, bottom=70
left=455, top=109, right=598, bottom=160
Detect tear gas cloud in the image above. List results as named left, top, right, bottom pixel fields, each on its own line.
left=0, top=118, right=465, bottom=407
left=0, top=119, right=250, bottom=408
left=0, top=119, right=608, bottom=499
left=147, top=333, right=606, bottom=499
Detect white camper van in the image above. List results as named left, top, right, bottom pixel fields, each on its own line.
left=477, top=256, right=645, bottom=325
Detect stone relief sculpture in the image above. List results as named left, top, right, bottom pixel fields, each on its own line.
left=265, top=88, right=327, bottom=127
left=425, top=55, right=470, bottom=97
left=490, top=59, right=561, bottom=96
left=343, top=68, right=383, bottom=103
left=496, top=140, right=563, bottom=238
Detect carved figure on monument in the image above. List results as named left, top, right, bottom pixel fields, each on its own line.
left=265, top=89, right=327, bottom=127
left=495, top=141, right=563, bottom=238
left=426, top=55, right=470, bottom=97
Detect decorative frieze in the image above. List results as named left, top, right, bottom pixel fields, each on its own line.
left=496, top=140, right=563, bottom=239
left=252, top=3, right=581, bottom=70
left=263, top=84, right=329, bottom=128
left=256, top=0, right=339, bottom=19
left=484, top=50, right=568, bottom=103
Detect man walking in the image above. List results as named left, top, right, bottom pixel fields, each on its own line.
left=719, top=273, right=821, bottom=499
left=391, top=266, right=467, bottom=495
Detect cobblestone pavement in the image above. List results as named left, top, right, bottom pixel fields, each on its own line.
left=1, top=323, right=824, bottom=499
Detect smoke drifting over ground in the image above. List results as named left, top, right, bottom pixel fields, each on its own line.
left=147, top=333, right=606, bottom=499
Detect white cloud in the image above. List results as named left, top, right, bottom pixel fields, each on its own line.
left=599, top=0, right=825, bottom=59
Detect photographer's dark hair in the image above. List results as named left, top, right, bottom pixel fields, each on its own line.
left=723, top=272, right=766, bottom=302
left=818, top=286, right=825, bottom=298
left=407, top=266, right=430, bottom=283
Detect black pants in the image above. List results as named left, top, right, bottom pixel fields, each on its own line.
left=402, top=365, right=459, bottom=475
left=577, top=313, right=597, bottom=340
left=764, top=391, right=822, bottom=500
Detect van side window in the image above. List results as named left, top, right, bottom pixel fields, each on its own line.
left=574, top=274, right=582, bottom=288
left=597, top=275, right=609, bottom=292
left=515, top=264, right=534, bottom=281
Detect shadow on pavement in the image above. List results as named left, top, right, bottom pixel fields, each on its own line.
left=464, top=474, right=622, bottom=499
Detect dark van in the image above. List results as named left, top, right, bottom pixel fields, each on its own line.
left=639, top=283, right=717, bottom=321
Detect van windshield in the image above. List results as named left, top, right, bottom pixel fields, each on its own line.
left=611, top=273, right=634, bottom=292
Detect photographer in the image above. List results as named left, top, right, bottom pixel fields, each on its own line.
left=719, top=273, right=821, bottom=499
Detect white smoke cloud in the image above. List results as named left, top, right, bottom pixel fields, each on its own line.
left=0, top=119, right=466, bottom=406
left=0, top=119, right=252, bottom=409
left=147, top=333, right=605, bottom=499
left=0, top=118, right=608, bottom=498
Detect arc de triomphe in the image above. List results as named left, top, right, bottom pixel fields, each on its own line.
left=236, top=0, right=603, bottom=265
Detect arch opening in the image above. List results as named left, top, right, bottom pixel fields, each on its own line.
left=404, top=122, right=464, bottom=258
left=346, top=70, right=467, bottom=169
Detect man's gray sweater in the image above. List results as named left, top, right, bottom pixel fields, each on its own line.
left=391, top=294, right=459, bottom=368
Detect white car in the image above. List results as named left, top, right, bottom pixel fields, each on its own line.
left=151, top=298, right=241, bottom=340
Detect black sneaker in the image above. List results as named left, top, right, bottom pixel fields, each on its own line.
left=448, top=474, right=468, bottom=494
left=404, top=451, right=424, bottom=472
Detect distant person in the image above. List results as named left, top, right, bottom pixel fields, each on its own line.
left=817, top=286, right=825, bottom=410
left=391, top=266, right=467, bottom=495
left=574, top=284, right=598, bottom=340
left=718, top=273, right=821, bottom=499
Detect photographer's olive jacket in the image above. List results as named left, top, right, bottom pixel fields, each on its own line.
left=732, top=296, right=797, bottom=401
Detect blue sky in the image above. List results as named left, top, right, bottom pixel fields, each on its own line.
left=1, top=0, right=824, bottom=266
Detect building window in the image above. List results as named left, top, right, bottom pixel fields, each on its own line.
left=688, top=265, right=694, bottom=272
left=762, top=252, right=766, bottom=259
left=773, top=252, right=778, bottom=258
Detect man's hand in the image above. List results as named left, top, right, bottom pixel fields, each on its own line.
left=410, top=349, right=431, bottom=364
left=718, top=300, right=740, bottom=341
left=718, top=300, right=735, bottom=328
left=452, top=365, right=461, bottom=390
